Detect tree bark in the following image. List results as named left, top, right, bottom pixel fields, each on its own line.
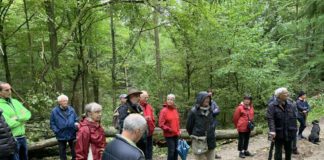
left=23, top=0, right=35, bottom=79
left=44, top=0, right=62, bottom=92
left=110, top=4, right=117, bottom=107
left=153, top=3, right=163, bottom=104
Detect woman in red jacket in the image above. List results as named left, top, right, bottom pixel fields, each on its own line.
left=233, top=95, right=254, bottom=158
left=75, top=102, right=106, bottom=160
left=159, top=94, right=180, bottom=160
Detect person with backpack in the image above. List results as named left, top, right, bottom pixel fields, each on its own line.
left=186, top=91, right=216, bottom=160
left=50, top=94, right=79, bottom=160
left=112, top=94, right=127, bottom=130
left=139, top=91, right=155, bottom=160
left=233, top=95, right=255, bottom=158
left=0, top=108, right=16, bottom=160
left=75, top=102, right=106, bottom=160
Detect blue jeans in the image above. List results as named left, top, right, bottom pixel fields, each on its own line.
left=12, top=136, right=28, bottom=160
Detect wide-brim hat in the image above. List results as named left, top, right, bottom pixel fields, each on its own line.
left=127, top=88, right=142, bottom=98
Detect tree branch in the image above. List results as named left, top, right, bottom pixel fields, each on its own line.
left=6, top=13, right=35, bottom=40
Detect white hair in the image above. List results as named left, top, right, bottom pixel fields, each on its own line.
left=85, top=102, right=102, bottom=116
left=123, top=114, right=147, bottom=134
left=274, top=87, right=289, bottom=97
left=57, top=94, right=68, bottom=102
left=167, top=94, right=175, bottom=100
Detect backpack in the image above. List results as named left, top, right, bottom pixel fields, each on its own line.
left=112, top=106, right=121, bottom=130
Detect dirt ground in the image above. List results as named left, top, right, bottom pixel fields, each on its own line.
left=156, top=118, right=324, bottom=160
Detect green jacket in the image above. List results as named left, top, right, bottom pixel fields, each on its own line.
left=0, top=98, right=31, bottom=136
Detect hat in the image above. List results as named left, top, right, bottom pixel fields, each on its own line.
left=127, top=88, right=142, bottom=98
left=298, top=91, right=306, bottom=98
left=243, top=95, right=252, bottom=100
left=119, top=94, right=127, bottom=99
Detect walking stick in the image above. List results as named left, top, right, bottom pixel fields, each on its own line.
left=268, top=133, right=275, bottom=160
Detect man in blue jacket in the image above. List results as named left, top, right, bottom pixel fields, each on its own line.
left=50, top=95, right=79, bottom=160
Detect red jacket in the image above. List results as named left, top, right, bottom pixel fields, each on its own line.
left=140, top=101, right=155, bottom=136
left=233, top=103, right=254, bottom=132
left=158, top=103, right=180, bottom=137
left=75, top=118, right=106, bottom=160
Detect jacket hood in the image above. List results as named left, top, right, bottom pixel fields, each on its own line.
left=80, top=117, right=101, bottom=129
left=195, top=91, right=210, bottom=106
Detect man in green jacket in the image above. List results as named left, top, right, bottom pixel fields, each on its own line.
left=0, top=81, right=31, bottom=160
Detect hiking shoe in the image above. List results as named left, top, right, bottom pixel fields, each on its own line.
left=239, top=152, right=246, bottom=158
left=244, top=151, right=253, bottom=156
left=215, top=154, right=222, bottom=159
left=292, top=149, right=300, bottom=155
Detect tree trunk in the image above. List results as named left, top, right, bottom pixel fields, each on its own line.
left=23, top=0, right=35, bottom=79
left=110, top=4, right=117, bottom=107
left=153, top=4, right=163, bottom=104
left=44, top=0, right=62, bottom=92
left=28, top=128, right=263, bottom=151
left=0, top=27, right=11, bottom=84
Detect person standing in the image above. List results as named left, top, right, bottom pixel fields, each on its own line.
left=112, top=94, right=127, bottom=130
left=0, top=109, right=16, bottom=160
left=139, top=91, right=155, bottom=160
left=75, top=102, right=106, bottom=160
left=233, top=95, right=254, bottom=158
left=207, top=89, right=221, bottom=159
left=296, top=91, right=311, bottom=140
left=0, top=81, right=31, bottom=160
left=102, top=114, right=147, bottom=160
left=118, top=88, right=143, bottom=133
left=159, top=94, right=180, bottom=160
left=50, top=94, right=79, bottom=160
left=186, top=92, right=216, bottom=160
left=267, top=87, right=297, bottom=160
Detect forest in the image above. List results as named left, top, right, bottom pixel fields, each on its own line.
left=0, top=0, right=323, bottom=158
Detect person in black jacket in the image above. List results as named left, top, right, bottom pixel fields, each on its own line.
left=0, top=109, right=16, bottom=160
left=267, top=87, right=297, bottom=160
left=186, top=91, right=216, bottom=160
left=102, top=114, right=147, bottom=160
left=296, top=91, right=311, bottom=139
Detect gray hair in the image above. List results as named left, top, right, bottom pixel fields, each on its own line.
left=57, top=94, right=68, bottom=102
left=167, top=94, right=175, bottom=100
left=274, top=87, right=289, bottom=97
left=123, top=114, right=147, bottom=134
left=85, top=102, right=102, bottom=116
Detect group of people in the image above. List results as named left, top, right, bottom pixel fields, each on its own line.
left=0, top=80, right=313, bottom=160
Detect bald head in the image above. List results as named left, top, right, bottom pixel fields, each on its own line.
left=140, top=90, right=149, bottom=103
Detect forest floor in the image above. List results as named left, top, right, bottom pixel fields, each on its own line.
left=156, top=118, right=324, bottom=160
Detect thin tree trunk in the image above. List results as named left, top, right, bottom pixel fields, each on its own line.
left=153, top=4, right=163, bottom=104
left=0, top=27, right=11, bottom=84
left=44, top=0, right=62, bottom=92
left=23, top=0, right=34, bottom=79
left=110, top=4, right=117, bottom=107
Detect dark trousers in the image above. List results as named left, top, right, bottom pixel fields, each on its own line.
left=12, top=136, right=28, bottom=160
left=297, top=116, right=306, bottom=136
left=274, top=139, right=292, bottom=160
left=165, top=136, right=178, bottom=160
left=292, top=136, right=297, bottom=151
left=238, top=132, right=250, bottom=151
left=58, top=140, right=76, bottom=160
left=146, top=136, right=153, bottom=160
left=137, top=137, right=147, bottom=159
